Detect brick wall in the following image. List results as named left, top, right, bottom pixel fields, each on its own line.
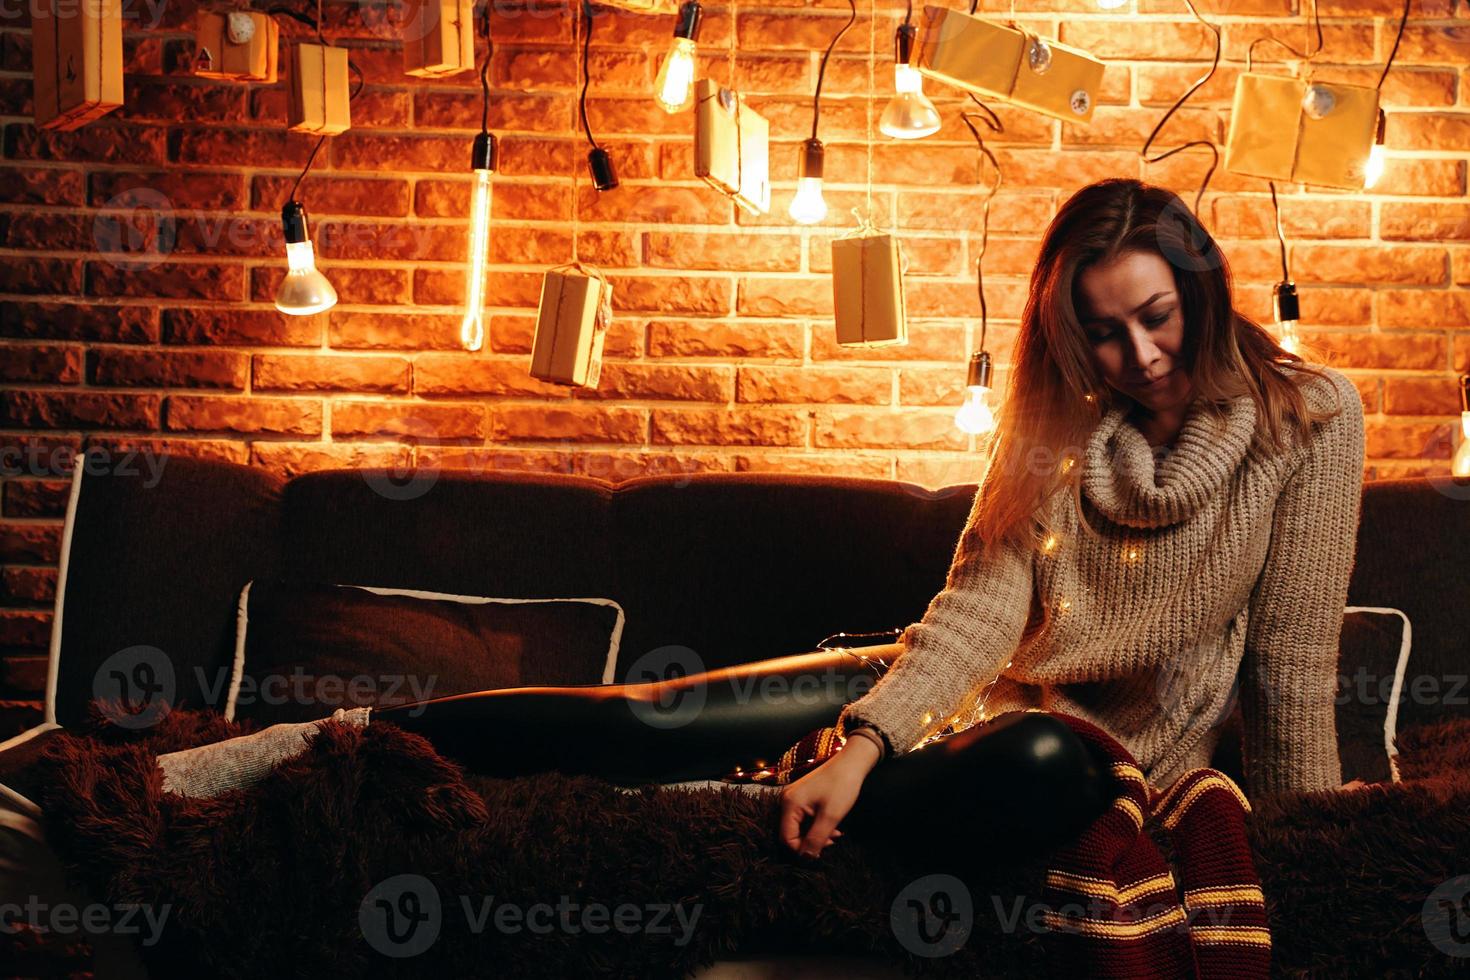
left=1, top=0, right=1467, bottom=732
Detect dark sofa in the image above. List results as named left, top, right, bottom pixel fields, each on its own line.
left=2, top=453, right=1468, bottom=977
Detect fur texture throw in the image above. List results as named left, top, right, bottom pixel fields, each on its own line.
left=27, top=705, right=1470, bottom=979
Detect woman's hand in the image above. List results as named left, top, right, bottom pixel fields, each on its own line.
left=1341, top=778, right=1371, bottom=791
left=778, top=736, right=882, bottom=860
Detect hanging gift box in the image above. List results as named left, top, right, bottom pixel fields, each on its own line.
left=693, top=79, right=771, bottom=216
left=402, top=0, right=474, bottom=78
left=831, top=225, right=908, bottom=348
left=1224, top=72, right=1381, bottom=191
left=194, top=10, right=279, bottom=82
left=529, top=264, right=613, bottom=388
left=31, top=0, right=122, bottom=130
left=915, top=5, right=1102, bottom=124
left=288, top=43, right=351, bottom=135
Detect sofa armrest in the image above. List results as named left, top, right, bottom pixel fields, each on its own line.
left=0, top=722, right=64, bottom=817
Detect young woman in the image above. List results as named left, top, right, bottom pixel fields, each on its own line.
left=155, top=177, right=1367, bottom=867
left=779, top=176, right=1370, bottom=861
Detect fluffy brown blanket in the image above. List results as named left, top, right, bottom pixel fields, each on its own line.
left=29, top=706, right=1470, bottom=979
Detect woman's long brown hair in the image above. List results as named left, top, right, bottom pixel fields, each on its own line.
left=968, top=177, right=1347, bottom=560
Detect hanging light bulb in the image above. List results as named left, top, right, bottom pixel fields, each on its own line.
left=275, top=200, right=336, bottom=316
left=955, top=350, right=997, bottom=435
left=880, top=24, right=940, bottom=140
left=1364, top=107, right=1387, bottom=190
left=789, top=137, right=827, bottom=224
left=654, top=0, right=702, bottom=114
left=460, top=132, right=497, bottom=351
left=1453, top=374, right=1470, bottom=480
left=1272, top=279, right=1300, bottom=356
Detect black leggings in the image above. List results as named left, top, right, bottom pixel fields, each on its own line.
left=369, top=644, right=1115, bottom=859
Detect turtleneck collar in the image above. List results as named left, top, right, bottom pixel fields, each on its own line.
left=1081, top=390, right=1258, bottom=529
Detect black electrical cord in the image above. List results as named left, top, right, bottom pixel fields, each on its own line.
left=1138, top=0, right=1220, bottom=218
left=479, top=0, right=494, bottom=134
left=268, top=0, right=365, bottom=210
left=1245, top=0, right=1322, bottom=71
left=580, top=0, right=599, bottom=149
left=1377, top=0, right=1411, bottom=90
left=959, top=112, right=1001, bottom=351
left=810, top=0, right=857, bottom=141
left=1270, top=180, right=1289, bottom=282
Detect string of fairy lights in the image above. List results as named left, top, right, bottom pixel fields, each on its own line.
left=45, top=0, right=1428, bottom=438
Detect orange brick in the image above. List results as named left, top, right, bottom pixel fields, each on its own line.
left=736, top=365, right=891, bottom=404
left=647, top=318, right=803, bottom=360
left=644, top=231, right=802, bottom=272
left=1384, top=376, right=1465, bottom=415
left=815, top=408, right=967, bottom=450
left=332, top=401, right=487, bottom=440
left=253, top=354, right=409, bottom=394
left=734, top=451, right=891, bottom=479
left=165, top=396, right=322, bottom=436
left=650, top=406, right=807, bottom=446
left=91, top=349, right=246, bottom=388
left=571, top=362, right=735, bottom=402
left=492, top=404, right=647, bottom=443
left=0, top=344, right=82, bottom=384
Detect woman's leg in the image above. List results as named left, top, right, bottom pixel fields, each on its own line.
left=368, top=644, right=902, bottom=784
left=840, top=711, right=1115, bottom=864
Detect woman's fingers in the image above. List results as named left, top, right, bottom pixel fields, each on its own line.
left=779, top=797, right=813, bottom=853
left=801, top=808, right=842, bottom=859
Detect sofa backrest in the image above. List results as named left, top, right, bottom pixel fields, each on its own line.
left=48, top=453, right=1470, bottom=736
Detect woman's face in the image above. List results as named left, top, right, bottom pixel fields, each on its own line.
left=1074, top=249, right=1193, bottom=413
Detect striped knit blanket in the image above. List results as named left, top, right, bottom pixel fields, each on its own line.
left=1041, top=712, right=1271, bottom=979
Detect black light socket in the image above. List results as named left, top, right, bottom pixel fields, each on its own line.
left=1272, top=280, right=1299, bottom=324
left=965, top=349, right=992, bottom=389
left=674, top=0, right=703, bottom=41
left=1460, top=373, right=1470, bottom=414
left=588, top=147, right=619, bottom=191
left=1374, top=107, right=1387, bottom=145
left=797, top=138, right=825, bottom=181
left=471, top=131, right=498, bottom=172
left=894, top=23, right=917, bottom=66
left=281, top=200, right=309, bottom=245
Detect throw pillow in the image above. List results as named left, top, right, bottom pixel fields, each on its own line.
left=228, top=580, right=626, bottom=726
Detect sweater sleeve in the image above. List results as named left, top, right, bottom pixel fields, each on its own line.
left=1239, top=367, right=1364, bottom=798
left=834, top=483, right=1035, bottom=758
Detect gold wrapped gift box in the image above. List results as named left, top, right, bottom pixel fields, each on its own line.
left=193, top=10, right=279, bottom=83
left=402, top=0, right=474, bottom=78
left=530, top=268, right=612, bottom=388
left=916, top=5, right=1103, bottom=124
left=831, top=232, right=908, bottom=348
left=1224, top=72, right=1381, bottom=191
left=288, top=43, right=351, bottom=135
left=693, top=79, right=771, bottom=217
left=32, top=0, right=123, bottom=130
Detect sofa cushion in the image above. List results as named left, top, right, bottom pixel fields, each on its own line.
left=230, top=580, right=626, bottom=726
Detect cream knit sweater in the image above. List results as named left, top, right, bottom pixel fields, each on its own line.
left=837, top=363, right=1365, bottom=799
